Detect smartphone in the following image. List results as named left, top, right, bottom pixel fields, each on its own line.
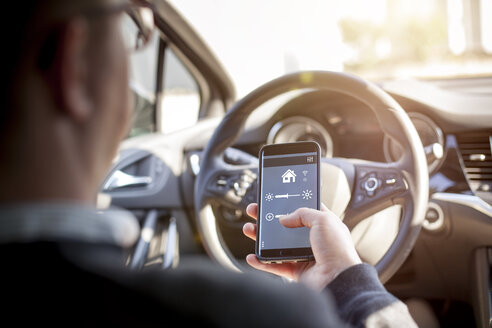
left=256, top=141, right=321, bottom=263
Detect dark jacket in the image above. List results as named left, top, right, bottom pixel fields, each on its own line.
left=0, top=204, right=416, bottom=327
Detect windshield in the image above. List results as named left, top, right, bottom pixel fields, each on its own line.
left=169, top=0, right=492, bottom=98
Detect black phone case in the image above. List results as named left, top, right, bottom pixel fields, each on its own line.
left=255, top=141, right=321, bottom=263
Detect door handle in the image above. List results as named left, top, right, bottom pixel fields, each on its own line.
left=104, top=170, right=152, bottom=191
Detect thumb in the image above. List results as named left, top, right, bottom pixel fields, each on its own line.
left=279, top=206, right=338, bottom=229
left=279, top=208, right=319, bottom=229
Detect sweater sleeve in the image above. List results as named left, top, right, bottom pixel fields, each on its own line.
left=326, top=263, right=417, bottom=328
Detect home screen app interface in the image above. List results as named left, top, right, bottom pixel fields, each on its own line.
left=259, top=151, right=318, bottom=251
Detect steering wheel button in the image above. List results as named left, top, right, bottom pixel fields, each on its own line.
left=385, top=178, right=396, bottom=185
left=364, top=177, right=379, bottom=192
left=354, top=193, right=365, bottom=203
left=216, top=177, right=228, bottom=188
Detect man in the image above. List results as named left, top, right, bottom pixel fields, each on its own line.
left=0, top=0, right=416, bottom=326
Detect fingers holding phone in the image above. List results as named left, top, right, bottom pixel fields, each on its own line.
left=242, top=204, right=257, bottom=241
left=243, top=204, right=361, bottom=290
left=280, top=207, right=361, bottom=285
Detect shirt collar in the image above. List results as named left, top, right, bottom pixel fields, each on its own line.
left=0, top=203, right=139, bottom=248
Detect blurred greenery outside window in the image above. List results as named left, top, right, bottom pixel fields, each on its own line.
left=340, top=0, right=492, bottom=80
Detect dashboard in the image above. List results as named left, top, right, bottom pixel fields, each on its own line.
left=237, top=90, right=389, bottom=162
left=261, top=93, right=448, bottom=180
left=229, top=80, right=492, bottom=207
left=109, top=78, right=492, bottom=230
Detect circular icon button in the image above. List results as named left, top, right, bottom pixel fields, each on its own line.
left=265, top=213, right=275, bottom=221
left=364, top=177, right=379, bottom=192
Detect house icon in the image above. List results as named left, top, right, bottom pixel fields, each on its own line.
left=282, top=169, right=296, bottom=183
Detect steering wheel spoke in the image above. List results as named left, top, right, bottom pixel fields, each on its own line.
left=344, top=161, right=409, bottom=229
left=204, top=158, right=258, bottom=212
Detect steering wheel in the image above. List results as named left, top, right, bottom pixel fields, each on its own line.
left=194, top=71, right=428, bottom=283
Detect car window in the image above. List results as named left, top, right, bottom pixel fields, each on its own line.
left=128, top=31, right=159, bottom=138
left=160, top=47, right=201, bottom=134
left=170, top=0, right=492, bottom=98
left=126, top=32, right=201, bottom=137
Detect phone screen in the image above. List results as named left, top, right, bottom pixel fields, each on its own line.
left=257, top=142, right=320, bottom=261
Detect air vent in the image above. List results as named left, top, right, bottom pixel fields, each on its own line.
left=456, top=132, right=492, bottom=193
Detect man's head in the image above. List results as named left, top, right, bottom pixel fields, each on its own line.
left=0, top=0, right=151, bottom=203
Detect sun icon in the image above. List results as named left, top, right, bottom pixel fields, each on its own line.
left=302, top=190, right=313, bottom=200
left=265, top=193, right=274, bottom=201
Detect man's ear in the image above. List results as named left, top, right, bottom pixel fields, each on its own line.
left=51, top=17, right=92, bottom=122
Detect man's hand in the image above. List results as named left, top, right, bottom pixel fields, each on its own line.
left=243, top=203, right=361, bottom=291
